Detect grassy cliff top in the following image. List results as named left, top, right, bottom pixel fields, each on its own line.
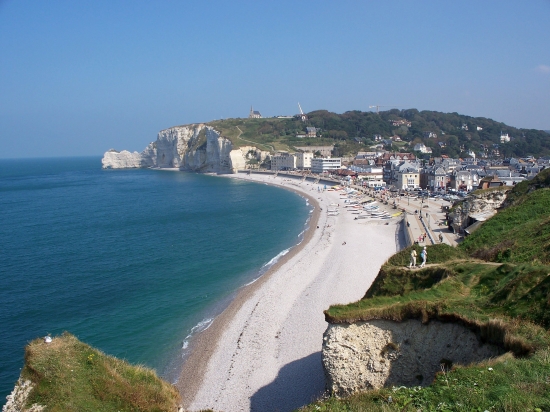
left=312, top=175, right=550, bottom=411
left=19, top=332, right=180, bottom=412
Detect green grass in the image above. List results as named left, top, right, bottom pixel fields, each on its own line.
left=21, top=333, right=180, bottom=411
left=301, top=350, right=550, bottom=411
left=460, top=188, right=550, bottom=264
left=314, top=178, right=550, bottom=411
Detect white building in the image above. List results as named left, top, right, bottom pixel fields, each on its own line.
left=311, top=158, right=341, bottom=174
left=271, top=152, right=296, bottom=171
left=413, top=143, right=433, bottom=154
left=295, top=152, right=313, bottom=169
left=500, top=133, right=511, bottom=143
left=358, top=170, right=385, bottom=188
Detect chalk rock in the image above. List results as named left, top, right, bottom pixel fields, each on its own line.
left=2, top=379, right=44, bottom=412
left=102, top=125, right=250, bottom=173
left=102, top=149, right=143, bottom=169
left=322, top=319, right=502, bottom=396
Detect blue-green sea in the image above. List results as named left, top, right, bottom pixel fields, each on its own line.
left=0, top=157, right=311, bottom=404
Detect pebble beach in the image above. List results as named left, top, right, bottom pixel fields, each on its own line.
left=177, top=172, right=401, bottom=411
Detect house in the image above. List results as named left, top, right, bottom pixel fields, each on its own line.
left=500, top=132, right=511, bottom=143
left=249, top=106, right=262, bottom=119
left=373, top=134, right=383, bottom=141
left=423, top=131, right=437, bottom=139
left=450, top=170, right=478, bottom=191
left=306, top=127, right=317, bottom=138
left=423, top=166, right=448, bottom=190
left=413, top=143, right=432, bottom=154
left=396, top=166, right=420, bottom=190
left=477, top=126, right=483, bottom=131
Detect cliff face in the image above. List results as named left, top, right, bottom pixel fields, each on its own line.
left=101, top=125, right=249, bottom=173
left=322, top=319, right=501, bottom=396
left=448, top=187, right=510, bottom=232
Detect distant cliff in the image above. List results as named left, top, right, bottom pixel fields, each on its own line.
left=102, top=125, right=249, bottom=173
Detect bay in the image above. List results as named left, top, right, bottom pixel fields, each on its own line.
left=0, top=157, right=311, bottom=403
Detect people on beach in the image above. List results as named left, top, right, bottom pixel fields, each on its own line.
left=409, top=249, right=417, bottom=268
left=420, top=246, right=427, bottom=267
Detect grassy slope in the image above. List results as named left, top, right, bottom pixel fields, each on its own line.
left=306, top=182, right=550, bottom=411
left=21, top=333, right=180, bottom=412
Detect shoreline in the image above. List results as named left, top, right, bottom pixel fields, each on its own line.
left=176, top=174, right=322, bottom=407
left=177, top=172, right=399, bottom=411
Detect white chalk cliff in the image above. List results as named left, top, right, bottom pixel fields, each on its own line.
left=102, top=125, right=249, bottom=173
left=322, top=319, right=502, bottom=396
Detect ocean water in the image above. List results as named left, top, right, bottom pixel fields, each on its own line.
left=0, top=157, right=311, bottom=403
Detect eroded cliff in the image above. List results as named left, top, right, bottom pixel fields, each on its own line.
left=102, top=125, right=250, bottom=173
left=322, top=319, right=502, bottom=396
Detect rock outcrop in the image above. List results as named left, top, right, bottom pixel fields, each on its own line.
left=448, top=187, right=510, bottom=233
left=2, top=379, right=44, bottom=412
left=322, top=319, right=502, bottom=396
left=102, top=125, right=255, bottom=173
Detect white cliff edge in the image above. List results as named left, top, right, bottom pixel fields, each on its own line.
left=2, top=379, right=44, bottom=412
left=101, top=125, right=255, bottom=173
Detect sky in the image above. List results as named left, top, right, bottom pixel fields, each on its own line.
left=1, top=0, right=549, bottom=158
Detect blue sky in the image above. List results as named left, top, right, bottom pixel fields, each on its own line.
left=1, top=0, right=549, bottom=158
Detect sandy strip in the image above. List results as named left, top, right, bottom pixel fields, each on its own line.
left=177, top=173, right=399, bottom=412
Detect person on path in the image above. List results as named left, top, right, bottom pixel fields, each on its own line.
left=439, top=233, right=444, bottom=243
left=420, top=246, right=427, bottom=268
left=409, top=249, right=417, bottom=268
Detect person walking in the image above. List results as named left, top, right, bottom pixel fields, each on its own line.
left=420, top=246, right=427, bottom=268
left=409, top=248, right=417, bottom=268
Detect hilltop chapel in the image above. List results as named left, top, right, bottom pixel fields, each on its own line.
left=249, top=106, right=262, bottom=119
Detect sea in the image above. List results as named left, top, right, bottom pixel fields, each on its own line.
left=0, top=157, right=312, bottom=404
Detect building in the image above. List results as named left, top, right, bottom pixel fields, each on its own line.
left=357, top=170, right=385, bottom=188
left=414, top=143, right=432, bottom=154
left=311, top=158, right=341, bottom=174
left=295, top=152, right=313, bottom=169
left=396, top=167, right=420, bottom=190
left=306, top=127, right=317, bottom=138
left=500, top=132, right=511, bottom=143
left=249, top=106, right=262, bottom=119
left=450, top=170, right=478, bottom=191
left=271, top=152, right=296, bottom=171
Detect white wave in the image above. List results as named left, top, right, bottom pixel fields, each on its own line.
left=182, top=317, right=214, bottom=350
left=261, top=248, right=290, bottom=269
left=244, top=277, right=261, bottom=286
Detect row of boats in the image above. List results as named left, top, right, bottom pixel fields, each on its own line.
left=325, top=186, right=401, bottom=220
